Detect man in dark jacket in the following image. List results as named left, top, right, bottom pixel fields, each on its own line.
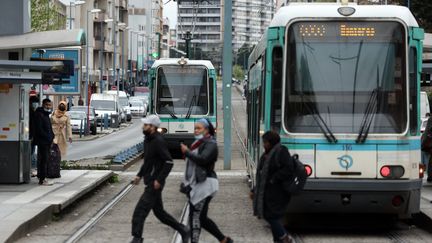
left=131, top=115, right=189, bottom=243
left=33, top=98, right=54, bottom=186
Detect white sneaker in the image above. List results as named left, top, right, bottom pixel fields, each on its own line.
left=39, top=180, right=53, bottom=186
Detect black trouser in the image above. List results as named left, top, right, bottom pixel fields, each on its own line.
left=37, top=144, right=50, bottom=182
left=189, top=197, right=225, bottom=243
left=132, top=185, right=185, bottom=239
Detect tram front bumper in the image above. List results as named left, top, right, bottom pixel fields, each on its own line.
left=286, top=179, right=422, bottom=218
left=162, top=133, right=195, bottom=150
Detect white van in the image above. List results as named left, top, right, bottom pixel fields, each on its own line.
left=104, top=90, right=131, bottom=122
left=90, top=93, right=121, bottom=126
left=420, top=91, right=430, bottom=133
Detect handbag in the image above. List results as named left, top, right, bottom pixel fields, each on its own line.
left=195, top=166, right=207, bottom=183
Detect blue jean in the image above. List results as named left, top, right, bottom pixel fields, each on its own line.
left=265, top=217, right=287, bottom=241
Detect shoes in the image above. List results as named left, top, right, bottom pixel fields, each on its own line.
left=180, top=224, right=190, bottom=243
left=427, top=177, right=432, bottom=182
left=225, top=237, right=234, bottom=243
left=38, top=180, right=53, bottom=186
left=130, top=237, right=143, bottom=243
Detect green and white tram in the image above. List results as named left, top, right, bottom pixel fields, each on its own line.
left=246, top=3, right=424, bottom=218
left=148, top=58, right=217, bottom=154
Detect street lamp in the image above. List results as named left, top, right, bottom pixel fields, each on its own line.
left=86, top=8, right=102, bottom=134
left=69, top=0, right=85, bottom=30
left=118, top=23, right=127, bottom=90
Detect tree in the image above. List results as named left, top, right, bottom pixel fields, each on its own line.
left=233, top=65, right=245, bottom=81
left=31, top=0, right=66, bottom=32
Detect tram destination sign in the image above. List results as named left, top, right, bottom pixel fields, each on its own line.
left=297, top=21, right=402, bottom=40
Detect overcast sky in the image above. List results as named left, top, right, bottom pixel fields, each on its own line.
left=59, top=0, right=178, bottom=29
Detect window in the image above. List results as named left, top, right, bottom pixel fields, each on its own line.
left=271, top=46, right=283, bottom=132
left=409, top=47, right=418, bottom=135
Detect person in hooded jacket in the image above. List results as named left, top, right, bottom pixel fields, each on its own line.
left=180, top=118, right=233, bottom=243
left=51, top=101, right=73, bottom=158
left=33, top=98, right=54, bottom=186
left=251, top=131, right=295, bottom=243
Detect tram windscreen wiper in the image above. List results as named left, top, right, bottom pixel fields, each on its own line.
left=301, top=95, right=337, bottom=143
left=164, top=106, right=178, bottom=119
left=185, top=95, right=196, bottom=119
left=356, top=69, right=381, bottom=144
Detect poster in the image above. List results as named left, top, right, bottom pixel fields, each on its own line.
left=31, top=49, right=80, bottom=95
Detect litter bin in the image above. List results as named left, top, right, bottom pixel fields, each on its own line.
left=110, top=114, right=120, bottom=128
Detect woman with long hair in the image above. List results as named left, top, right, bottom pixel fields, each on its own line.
left=180, top=118, right=233, bottom=243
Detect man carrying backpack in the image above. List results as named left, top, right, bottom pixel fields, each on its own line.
left=251, top=131, right=296, bottom=243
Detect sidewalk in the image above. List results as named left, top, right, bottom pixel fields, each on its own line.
left=0, top=170, right=113, bottom=243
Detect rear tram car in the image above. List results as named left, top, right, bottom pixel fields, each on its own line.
left=148, top=58, right=217, bottom=155
left=246, top=3, right=424, bottom=218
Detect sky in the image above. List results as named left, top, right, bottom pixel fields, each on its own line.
left=59, top=0, right=178, bottom=29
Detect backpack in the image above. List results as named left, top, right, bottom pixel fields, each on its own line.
left=281, top=154, right=307, bottom=195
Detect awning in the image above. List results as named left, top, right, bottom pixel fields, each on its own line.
left=0, top=29, right=86, bottom=50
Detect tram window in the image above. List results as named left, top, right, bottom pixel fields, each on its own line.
left=409, top=47, right=418, bottom=135
left=271, top=46, right=283, bottom=132
left=155, top=65, right=209, bottom=116
left=209, top=78, right=214, bottom=115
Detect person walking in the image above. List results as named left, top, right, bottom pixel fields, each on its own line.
left=421, top=113, right=432, bottom=182
left=51, top=101, right=73, bottom=158
left=131, top=115, right=190, bottom=243
left=33, top=98, right=54, bottom=186
left=251, top=131, right=294, bottom=243
left=180, top=118, right=233, bottom=243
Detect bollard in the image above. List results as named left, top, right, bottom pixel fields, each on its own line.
left=79, top=119, right=83, bottom=138
left=104, top=114, right=109, bottom=129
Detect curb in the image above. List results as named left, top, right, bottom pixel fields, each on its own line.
left=72, top=122, right=132, bottom=142
left=3, top=171, right=114, bottom=243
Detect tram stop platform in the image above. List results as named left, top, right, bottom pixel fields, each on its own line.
left=0, top=170, right=113, bottom=243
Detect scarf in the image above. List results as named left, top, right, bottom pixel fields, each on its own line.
left=253, top=143, right=281, bottom=219
left=54, top=101, right=68, bottom=118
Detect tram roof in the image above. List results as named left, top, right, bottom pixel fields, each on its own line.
left=151, top=59, right=215, bottom=69
left=270, top=4, right=419, bottom=28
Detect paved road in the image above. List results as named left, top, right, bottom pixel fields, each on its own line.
left=65, top=119, right=144, bottom=161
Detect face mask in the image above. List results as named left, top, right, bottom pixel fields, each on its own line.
left=31, top=103, right=38, bottom=110
left=44, top=108, right=52, bottom=113
left=194, top=134, right=204, bottom=140
left=59, top=106, right=66, bottom=111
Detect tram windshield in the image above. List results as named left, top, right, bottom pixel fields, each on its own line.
left=155, top=65, right=209, bottom=117
left=285, top=21, right=407, bottom=134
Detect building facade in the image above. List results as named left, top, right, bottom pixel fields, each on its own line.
left=68, top=0, right=129, bottom=96
left=177, top=0, right=222, bottom=68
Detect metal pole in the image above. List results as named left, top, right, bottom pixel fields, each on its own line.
left=222, top=0, right=232, bottom=170
left=114, top=7, right=118, bottom=98
left=129, top=31, right=133, bottom=87
left=85, top=11, right=90, bottom=135
left=69, top=2, right=72, bottom=30
left=141, top=34, right=144, bottom=82
left=136, top=33, right=139, bottom=83
left=122, top=29, right=125, bottom=89
left=100, top=21, right=104, bottom=93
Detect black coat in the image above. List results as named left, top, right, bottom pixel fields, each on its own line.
left=137, top=132, right=173, bottom=187
left=33, top=107, right=54, bottom=146
left=254, top=144, right=294, bottom=219
left=185, top=137, right=218, bottom=177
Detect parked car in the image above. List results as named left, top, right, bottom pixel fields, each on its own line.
left=130, top=96, right=148, bottom=114
left=90, top=93, right=122, bottom=126
left=129, top=100, right=146, bottom=117
left=69, top=111, right=87, bottom=134
left=104, top=90, right=132, bottom=122
left=70, top=106, right=98, bottom=135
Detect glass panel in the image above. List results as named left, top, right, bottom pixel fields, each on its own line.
left=91, top=100, right=116, bottom=111
left=285, top=21, right=406, bottom=134
left=156, top=65, right=209, bottom=116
